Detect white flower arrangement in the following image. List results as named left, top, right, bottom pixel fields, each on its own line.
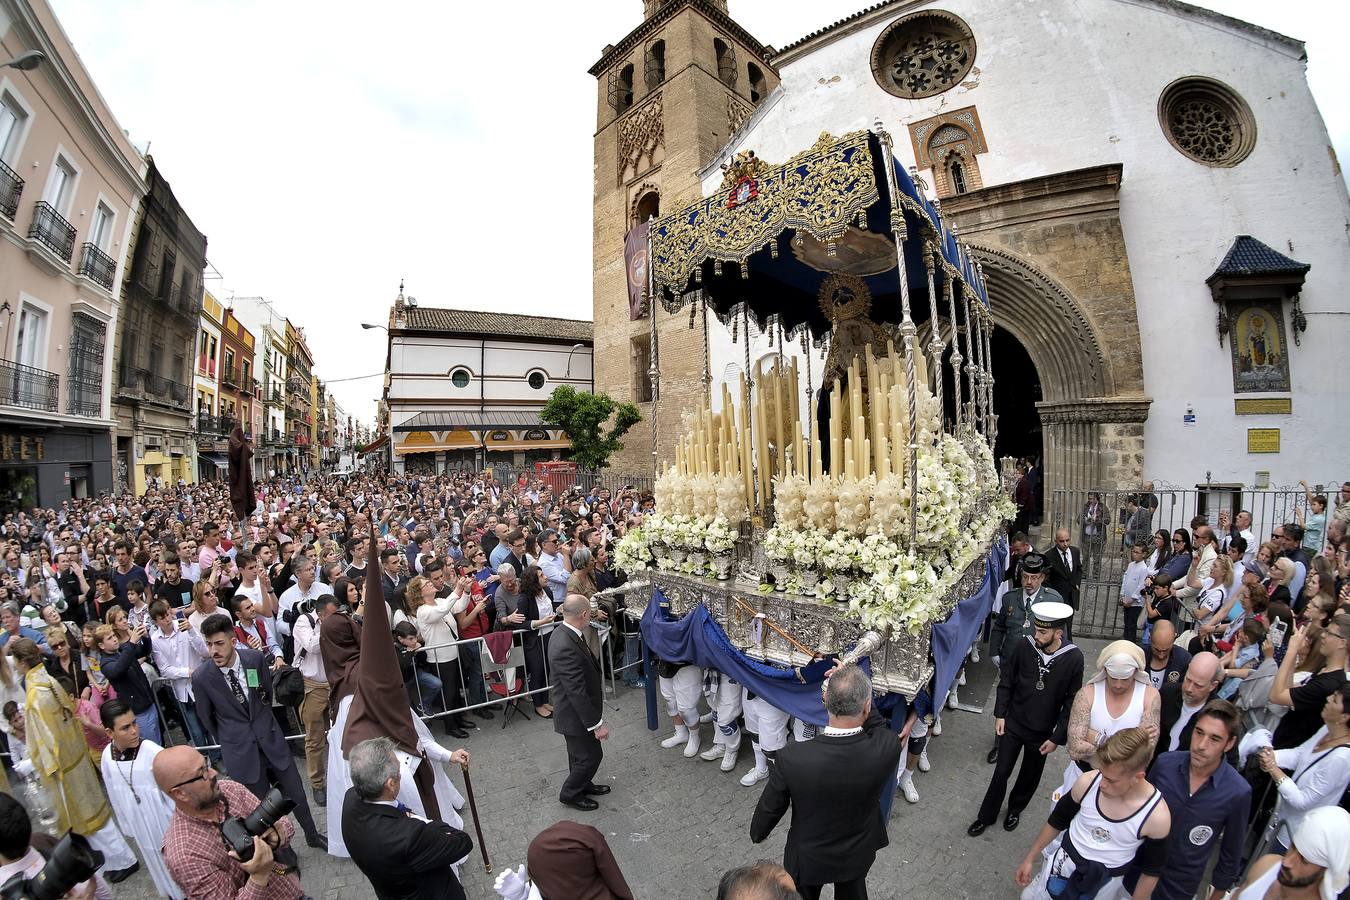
left=772, top=474, right=808, bottom=529
left=834, top=475, right=874, bottom=536
left=715, top=476, right=748, bottom=524
left=704, top=517, right=738, bottom=555
left=613, top=526, right=653, bottom=573
left=802, top=476, right=838, bottom=532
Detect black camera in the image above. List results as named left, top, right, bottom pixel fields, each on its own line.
left=0, top=833, right=104, bottom=900
left=220, top=787, right=295, bottom=862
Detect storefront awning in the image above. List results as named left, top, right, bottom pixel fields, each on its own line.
left=199, top=452, right=228, bottom=470
left=358, top=435, right=389, bottom=456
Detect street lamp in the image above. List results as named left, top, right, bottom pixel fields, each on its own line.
left=564, top=342, right=587, bottom=376
left=0, top=51, right=44, bottom=71
left=360, top=323, right=387, bottom=331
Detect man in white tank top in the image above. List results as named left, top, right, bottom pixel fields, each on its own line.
left=1054, top=642, right=1161, bottom=803
left=1015, top=727, right=1171, bottom=900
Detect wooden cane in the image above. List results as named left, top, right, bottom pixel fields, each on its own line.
left=460, top=761, right=491, bottom=873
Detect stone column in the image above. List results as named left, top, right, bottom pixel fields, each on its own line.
left=1035, top=396, right=1151, bottom=514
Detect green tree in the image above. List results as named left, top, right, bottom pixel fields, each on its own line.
left=540, top=385, right=642, bottom=471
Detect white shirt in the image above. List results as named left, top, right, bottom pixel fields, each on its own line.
left=151, top=624, right=209, bottom=701
left=1119, top=560, right=1149, bottom=606
left=292, top=610, right=326, bottom=682
left=538, top=551, right=569, bottom=603
left=276, top=579, right=331, bottom=638
left=1168, top=700, right=1204, bottom=752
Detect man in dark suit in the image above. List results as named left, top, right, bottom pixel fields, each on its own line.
left=342, top=736, right=472, bottom=900
left=547, top=595, right=610, bottom=811
left=749, top=665, right=902, bottom=900
left=1152, top=650, right=1230, bottom=765
left=192, top=612, right=326, bottom=849
left=1045, top=528, right=1083, bottom=641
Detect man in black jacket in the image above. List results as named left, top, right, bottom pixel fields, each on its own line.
left=342, top=736, right=473, bottom=900
left=1152, top=650, right=1227, bottom=764
left=1045, top=529, right=1083, bottom=641
left=547, top=595, right=610, bottom=811
left=749, top=665, right=902, bottom=900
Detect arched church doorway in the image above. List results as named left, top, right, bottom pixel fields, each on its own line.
left=989, top=326, right=1042, bottom=465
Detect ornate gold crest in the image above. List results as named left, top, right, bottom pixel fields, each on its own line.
left=719, top=149, right=772, bottom=190
left=818, top=272, right=873, bottom=322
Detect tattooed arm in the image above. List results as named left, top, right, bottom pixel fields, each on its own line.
left=1066, top=685, right=1097, bottom=762
left=1140, top=686, right=1162, bottom=749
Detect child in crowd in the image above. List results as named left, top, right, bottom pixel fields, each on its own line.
left=125, top=580, right=152, bottom=632
left=1218, top=618, right=1267, bottom=700
left=1142, top=573, right=1177, bottom=649
left=393, top=620, right=442, bottom=716
left=1119, top=543, right=1150, bottom=644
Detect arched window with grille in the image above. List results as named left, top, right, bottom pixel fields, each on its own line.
left=747, top=62, right=766, bottom=102
left=714, top=39, right=737, bottom=88
left=948, top=157, right=968, bottom=195
left=645, top=40, right=666, bottom=90
left=608, top=63, right=635, bottom=113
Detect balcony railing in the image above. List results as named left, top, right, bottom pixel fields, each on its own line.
left=66, top=374, right=102, bottom=417
left=0, top=359, right=59, bottom=412
left=0, top=159, right=22, bottom=221
left=77, top=243, right=117, bottom=290
left=269, top=388, right=284, bottom=404
left=220, top=366, right=239, bottom=388
left=196, top=413, right=236, bottom=437
left=28, top=201, right=77, bottom=262
left=115, top=366, right=190, bottom=410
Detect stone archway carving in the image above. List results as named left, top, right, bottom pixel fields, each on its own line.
left=965, top=242, right=1150, bottom=498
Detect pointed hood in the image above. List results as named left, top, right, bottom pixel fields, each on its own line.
left=342, top=553, right=421, bottom=757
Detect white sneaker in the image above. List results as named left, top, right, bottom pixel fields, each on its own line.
left=720, top=748, right=740, bottom=772
left=699, top=711, right=716, bottom=723
left=971, top=647, right=981, bottom=663
left=946, top=689, right=958, bottom=710
left=700, top=744, right=725, bottom=762
left=740, top=766, right=768, bottom=787
left=899, top=774, right=919, bottom=803
left=918, top=750, right=931, bottom=772
left=683, top=731, right=702, bottom=758
left=932, top=717, right=943, bottom=737
left=660, top=730, right=687, bottom=749
left=958, top=669, right=967, bottom=686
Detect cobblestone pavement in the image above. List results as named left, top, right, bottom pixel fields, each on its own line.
left=113, top=638, right=1111, bottom=899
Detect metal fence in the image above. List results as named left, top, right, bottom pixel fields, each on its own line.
left=468, top=465, right=656, bottom=500
left=145, top=622, right=647, bottom=755
left=1045, top=481, right=1344, bottom=638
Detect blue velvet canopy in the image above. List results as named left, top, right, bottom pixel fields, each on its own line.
left=649, top=129, right=987, bottom=340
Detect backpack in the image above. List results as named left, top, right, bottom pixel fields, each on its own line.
left=271, top=664, right=304, bottom=707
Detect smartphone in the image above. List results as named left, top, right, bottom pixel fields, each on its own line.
left=174, top=609, right=185, bottom=621
left=1270, top=617, right=1288, bottom=648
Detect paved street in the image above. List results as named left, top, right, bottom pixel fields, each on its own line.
left=114, top=638, right=1111, bottom=899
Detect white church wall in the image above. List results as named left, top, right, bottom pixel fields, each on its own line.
left=698, top=0, right=1349, bottom=489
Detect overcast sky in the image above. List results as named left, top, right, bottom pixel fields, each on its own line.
left=47, top=0, right=1347, bottom=423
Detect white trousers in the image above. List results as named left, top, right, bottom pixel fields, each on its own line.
left=659, top=665, right=702, bottom=725
left=707, top=672, right=743, bottom=749
left=741, top=690, right=789, bottom=752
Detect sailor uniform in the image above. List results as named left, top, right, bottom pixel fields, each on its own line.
left=976, top=635, right=1084, bottom=826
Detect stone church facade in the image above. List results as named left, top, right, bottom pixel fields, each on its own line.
left=592, top=0, right=1349, bottom=498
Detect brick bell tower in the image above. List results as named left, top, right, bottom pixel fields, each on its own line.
left=590, top=0, right=777, bottom=475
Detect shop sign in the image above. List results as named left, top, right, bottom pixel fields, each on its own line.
left=1234, top=398, right=1292, bottom=415
left=525, top=429, right=548, bottom=441
left=0, top=435, right=45, bottom=462
left=489, top=430, right=510, bottom=442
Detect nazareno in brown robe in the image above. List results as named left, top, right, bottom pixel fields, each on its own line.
left=226, top=425, right=257, bottom=522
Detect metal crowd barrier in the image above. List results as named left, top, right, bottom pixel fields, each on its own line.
left=147, top=623, right=648, bottom=753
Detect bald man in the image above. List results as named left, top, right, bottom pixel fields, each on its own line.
left=154, top=745, right=304, bottom=900
left=1153, top=651, right=1225, bottom=765
left=1045, top=529, right=1083, bottom=640
left=1144, top=620, right=1191, bottom=691
left=547, top=596, right=610, bottom=811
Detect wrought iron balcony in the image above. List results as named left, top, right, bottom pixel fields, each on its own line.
left=195, top=413, right=236, bottom=437
left=77, top=243, right=117, bottom=290
left=0, top=159, right=22, bottom=221
left=0, top=359, right=59, bottom=412
left=28, top=201, right=77, bottom=262
left=66, top=373, right=102, bottom=417
left=219, top=366, right=239, bottom=388
left=269, top=387, right=284, bottom=405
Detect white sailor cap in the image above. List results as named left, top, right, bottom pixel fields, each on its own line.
left=1031, top=601, right=1074, bottom=628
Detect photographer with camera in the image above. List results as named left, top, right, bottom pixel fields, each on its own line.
left=0, top=793, right=105, bottom=900
left=154, top=744, right=303, bottom=900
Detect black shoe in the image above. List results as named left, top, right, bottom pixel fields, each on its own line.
left=986, top=747, right=999, bottom=764
left=1003, top=813, right=1020, bottom=832
left=105, top=862, right=140, bottom=883
left=583, top=784, right=611, bottom=796
left=560, top=796, right=599, bottom=811
left=473, top=708, right=495, bottom=720
left=460, top=718, right=478, bottom=730
left=446, top=725, right=470, bottom=739
left=305, top=831, right=328, bottom=850
left=966, top=821, right=987, bottom=837
left=313, top=788, right=327, bottom=807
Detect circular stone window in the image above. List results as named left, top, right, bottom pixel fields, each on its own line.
left=1158, top=77, right=1256, bottom=167
left=870, top=10, right=976, bottom=100
left=527, top=371, right=546, bottom=390
left=450, top=367, right=471, bottom=388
